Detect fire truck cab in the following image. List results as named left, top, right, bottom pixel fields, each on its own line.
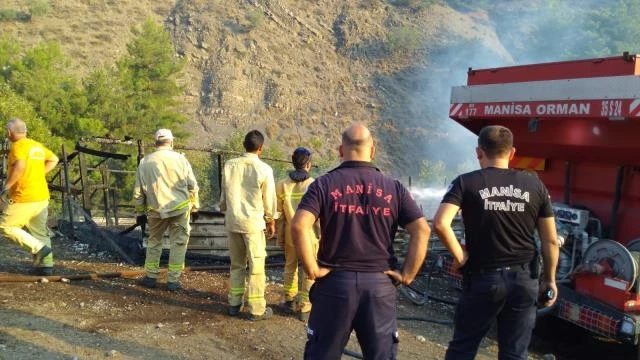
left=449, top=53, right=640, bottom=346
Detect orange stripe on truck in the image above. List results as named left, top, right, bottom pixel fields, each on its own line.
left=510, top=156, right=546, bottom=171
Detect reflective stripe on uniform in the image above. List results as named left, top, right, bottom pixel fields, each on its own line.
left=279, top=191, right=306, bottom=200
left=173, top=199, right=191, bottom=211
left=230, top=287, right=245, bottom=296
left=283, top=283, right=298, bottom=293
left=145, top=260, right=160, bottom=271
left=167, top=263, right=184, bottom=272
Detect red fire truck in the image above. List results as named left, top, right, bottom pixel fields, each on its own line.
left=448, top=53, right=640, bottom=347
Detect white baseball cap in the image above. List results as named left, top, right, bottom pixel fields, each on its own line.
left=154, top=128, right=174, bottom=141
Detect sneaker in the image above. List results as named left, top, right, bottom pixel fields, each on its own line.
left=228, top=305, right=242, bottom=317
left=248, top=306, right=273, bottom=321
left=137, top=276, right=157, bottom=288
left=166, top=282, right=182, bottom=292
left=299, top=311, right=310, bottom=322
left=34, top=267, right=53, bottom=276
left=33, top=246, right=52, bottom=266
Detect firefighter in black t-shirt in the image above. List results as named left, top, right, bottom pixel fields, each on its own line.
left=433, top=125, right=559, bottom=360
left=291, top=123, right=431, bottom=359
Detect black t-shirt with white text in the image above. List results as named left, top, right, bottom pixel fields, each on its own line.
left=441, top=167, right=554, bottom=271
left=298, top=161, right=424, bottom=272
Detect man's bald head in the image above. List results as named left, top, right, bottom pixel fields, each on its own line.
left=340, top=123, right=375, bottom=161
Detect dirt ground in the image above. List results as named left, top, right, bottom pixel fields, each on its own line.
left=0, top=228, right=635, bottom=360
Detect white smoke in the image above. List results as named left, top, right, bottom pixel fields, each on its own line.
left=410, top=187, right=447, bottom=218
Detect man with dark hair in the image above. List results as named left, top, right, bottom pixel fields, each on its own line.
left=133, top=128, right=199, bottom=291
left=0, top=117, right=59, bottom=276
left=219, top=129, right=277, bottom=321
left=478, top=125, right=513, bottom=158
left=291, top=123, right=430, bottom=359
left=433, top=125, right=559, bottom=360
left=243, top=129, right=264, bottom=151
left=276, top=147, right=318, bottom=322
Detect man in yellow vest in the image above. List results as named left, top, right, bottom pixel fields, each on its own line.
left=276, top=147, right=319, bottom=322
left=276, top=147, right=320, bottom=322
left=133, top=128, right=199, bottom=291
left=0, top=118, right=59, bottom=276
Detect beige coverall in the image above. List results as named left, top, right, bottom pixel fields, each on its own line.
left=133, top=147, right=199, bottom=283
left=276, top=176, right=319, bottom=313
left=219, top=153, right=277, bottom=316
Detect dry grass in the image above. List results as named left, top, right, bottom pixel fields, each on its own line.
left=2, top=1, right=175, bottom=71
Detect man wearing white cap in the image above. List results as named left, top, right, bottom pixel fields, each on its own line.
left=133, top=128, right=200, bottom=291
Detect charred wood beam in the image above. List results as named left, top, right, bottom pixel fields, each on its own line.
left=48, top=184, right=82, bottom=195
left=75, top=143, right=130, bottom=161
left=80, top=136, right=136, bottom=146
left=68, top=199, right=136, bottom=264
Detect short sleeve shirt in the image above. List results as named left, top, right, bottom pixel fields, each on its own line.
left=441, top=167, right=554, bottom=270
left=297, top=161, right=424, bottom=272
left=8, top=138, right=55, bottom=203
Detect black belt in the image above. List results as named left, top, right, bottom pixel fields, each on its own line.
left=468, top=263, right=528, bottom=275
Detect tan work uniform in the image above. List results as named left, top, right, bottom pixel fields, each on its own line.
left=0, top=138, right=56, bottom=269
left=133, top=146, right=199, bottom=283
left=276, top=176, right=319, bottom=313
left=219, top=153, right=276, bottom=316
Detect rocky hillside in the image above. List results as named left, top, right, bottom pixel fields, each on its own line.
left=1, top=0, right=511, bottom=178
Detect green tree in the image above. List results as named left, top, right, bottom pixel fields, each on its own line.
left=83, top=67, right=129, bottom=136
left=0, top=82, right=63, bottom=150
left=584, top=0, right=640, bottom=55
left=115, top=18, right=186, bottom=140
left=0, top=21, right=190, bottom=212
left=185, top=150, right=217, bottom=208
left=262, top=142, right=289, bottom=181
left=7, top=41, right=105, bottom=140
left=0, top=37, right=20, bottom=80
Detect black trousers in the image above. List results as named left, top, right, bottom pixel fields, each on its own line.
left=445, top=265, right=539, bottom=360
left=304, top=271, right=398, bottom=360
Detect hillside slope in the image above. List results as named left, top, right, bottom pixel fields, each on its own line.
left=1, top=0, right=510, bottom=177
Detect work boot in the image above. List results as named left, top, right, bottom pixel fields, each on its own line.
left=33, top=267, right=53, bottom=277
left=33, top=246, right=52, bottom=266
left=137, top=276, right=157, bottom=288
left=283, top=300, right=296, bottom=314
left=228, top=304, right=242, bottom=317
left=166, top=282, right=182, bottom=292
left=248, top=307, right=273, bottom=321
left=299, top=311, right=310, bottom=323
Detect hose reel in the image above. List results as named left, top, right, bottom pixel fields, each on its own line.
left=581, top=239, right=640, bottom=291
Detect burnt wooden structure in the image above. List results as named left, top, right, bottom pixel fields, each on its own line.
left=49, top=137, right=286, bottom=260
